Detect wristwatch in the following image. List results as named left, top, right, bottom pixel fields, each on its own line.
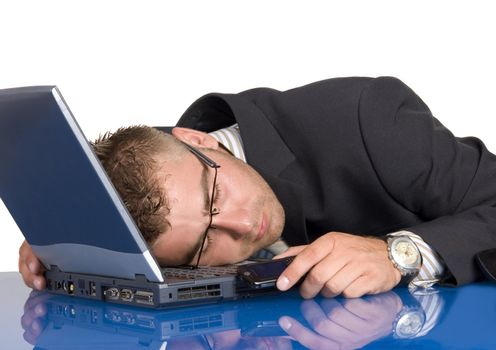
left=386, top=235, right=422, bottom=286
left=392, top=304, right=426, bottom=339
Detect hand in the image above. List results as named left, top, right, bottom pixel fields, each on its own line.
left=21, top=291, right=50, bottom=345
left=168, top=329, right=293, bottom=350
left=274, top=232, right=401, bottom=298
left=278, top=292, right=403, bottom=349
left=18, top=240, right=46, bottom=290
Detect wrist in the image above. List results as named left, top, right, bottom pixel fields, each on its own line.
left=385, top=235, right=422, bottom=286
left=369, top=236, right=403, bottom=285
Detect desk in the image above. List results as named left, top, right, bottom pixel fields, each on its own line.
left=1, top=271, right=496, bottom=349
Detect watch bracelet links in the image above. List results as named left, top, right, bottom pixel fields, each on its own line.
left=383, top=234, right=422, bottom=287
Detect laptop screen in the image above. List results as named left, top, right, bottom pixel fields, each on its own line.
left=0, top=86, right=163, bottom=282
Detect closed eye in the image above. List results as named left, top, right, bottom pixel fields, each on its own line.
left=202, top=232, right=215, bottom=255
left=212, top=183, right=222, bottom=205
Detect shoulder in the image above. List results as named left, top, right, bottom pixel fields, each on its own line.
left=240, top=76, right=376, bottom=101
left=359, top=76, right=429, bottom=118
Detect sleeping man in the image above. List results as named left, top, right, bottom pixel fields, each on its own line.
left=18, top=76, right=496, bottom=298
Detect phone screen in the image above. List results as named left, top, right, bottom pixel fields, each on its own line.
left=238, top=256, right=295, bottom=286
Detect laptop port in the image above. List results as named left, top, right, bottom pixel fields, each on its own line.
left=120, top=289, right=134, bottom=302
left=89, top=282, right=97, bottom=296
left=134, top=291, right=154, bottom=305
left=178, top=284, right=221, bottom=300
left=137, top=315, right=155, bottom=329
left=63, top=305, right=76, bottom=318
left=103, top=287, right=120, bottom=300
left=67, top=281, right=75, bottom=295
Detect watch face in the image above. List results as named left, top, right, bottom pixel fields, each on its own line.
left=391, top=238, right=420, bottom=269
left=394, top=309, right=426, bottom=338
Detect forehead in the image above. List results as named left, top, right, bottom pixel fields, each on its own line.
left=152, top=151, right=210, bottom=265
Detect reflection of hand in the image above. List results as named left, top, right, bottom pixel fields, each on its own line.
left=209, top=332, right=293, bottom=350
left=167, top=330, right=293, bottom=350
left=21, top=291, right=51, bottom=345
left=275, top=232, right=401, bottom=298
left=278, top=292, right=403, bottom=350
left=18, top=240, right=46, bottom=290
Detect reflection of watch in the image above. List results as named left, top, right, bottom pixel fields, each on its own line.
left=386, top=235, right=422, bottom=286
left=392, top=305, right=426, bottom=339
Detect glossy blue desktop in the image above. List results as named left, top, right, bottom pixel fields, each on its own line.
left=2, top=272, right=496, bottom=349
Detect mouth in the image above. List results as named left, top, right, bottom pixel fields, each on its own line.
left=255, top=212, right=267, bottom=242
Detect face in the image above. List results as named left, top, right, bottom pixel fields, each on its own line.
left=151, top=133, right=285, bottom=266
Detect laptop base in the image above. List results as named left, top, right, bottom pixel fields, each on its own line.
left=45, top=265, right=279, bottom=309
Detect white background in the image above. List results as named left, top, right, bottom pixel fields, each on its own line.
left=1, top=0, right=495, bottom=272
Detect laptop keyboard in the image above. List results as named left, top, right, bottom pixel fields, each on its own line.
left=162, top=265, right=239, bottom=279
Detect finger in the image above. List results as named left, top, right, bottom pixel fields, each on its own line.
left=26, top=257, right=44, bottom=275
left=19, top=240, right=29, bottom=257
left=279, top=316, right=340, bottom=350
left=273, top=245, right=306, bottom=260
left=319, top=295, right=397, bottom=348
left=18, top=241, right=46, bottom=290
left=299, top=299, right=347, bottom=339
left=341, top=292, right=401, bottom=321
left=23, top=330, right=38, bottom=346
left=19, top=240, right=45, bottom=275
left=19, top=240, right=34, bottom=265
left=24, top=291, right=51, bottom=313
left=25, top=252, right=45, bottom=276
left=277, top=235, right=336, bottom=291
left=320, top=300, right=371, bottom=337
left=19, top=262, right=46, bottom=291
left=22, top=317, right=47, bottom=346
left=298, top=254, right=350, bottom=299
left=341, top=275, right=375, bottom=299
left=19, top=261, right=35, bottom=289
left=300, top=300, right=361, bottom=344
left=20, top=302, right=46, bottom=331
left=317, top=298, right=343, bottom=316
left=320, top=263, right=363, bottom=298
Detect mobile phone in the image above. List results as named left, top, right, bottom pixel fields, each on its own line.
left=238, top=256, right=295, bottom=286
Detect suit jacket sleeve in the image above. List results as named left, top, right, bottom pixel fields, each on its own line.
left=358, top=76, right=496, bottom=286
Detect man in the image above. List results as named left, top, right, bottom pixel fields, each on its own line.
left=18, top=76, right=496, bottom=298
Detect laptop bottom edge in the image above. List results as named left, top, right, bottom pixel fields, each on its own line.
left=44, top=266, right=280, bottom=309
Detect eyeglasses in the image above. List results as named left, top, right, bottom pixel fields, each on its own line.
left=181, top=142, right=220, bottom=269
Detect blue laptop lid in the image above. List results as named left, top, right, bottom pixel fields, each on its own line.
left=0, top=86, right=163, bottom=282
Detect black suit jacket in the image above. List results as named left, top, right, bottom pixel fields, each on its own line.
left=170, top=76, right=496, bottom=286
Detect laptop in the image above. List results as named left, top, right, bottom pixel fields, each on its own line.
left=0, top=86, right=290, bottom=308
left=28, top=290, right=303, bottom=349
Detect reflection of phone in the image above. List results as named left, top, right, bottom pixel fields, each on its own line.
left=242, top=320, right=288, bottom=337
left=238, top=256, right=295, bottom=287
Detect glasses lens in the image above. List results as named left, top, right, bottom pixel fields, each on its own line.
left=194, top=165, right=218, bottom=268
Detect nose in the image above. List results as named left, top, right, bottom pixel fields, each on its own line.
left=211, top=208, right=255, bottom=239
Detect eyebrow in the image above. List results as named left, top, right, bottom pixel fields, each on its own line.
left=182, top=165, right=211, bottom=265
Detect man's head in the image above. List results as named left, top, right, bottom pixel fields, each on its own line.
left=92, top=126, right=285, bottom=266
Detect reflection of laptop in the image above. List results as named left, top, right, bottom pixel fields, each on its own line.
left=31, top=291, right=303, bottom=349
left=0, top=86, right=284, bottom=308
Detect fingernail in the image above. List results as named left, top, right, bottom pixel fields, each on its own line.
left=29, top=262, right=37, bottom=274
left=277, top=275, right=290, bottom=291
left=35, top=304, right=44, bottom=315
left=279, top=316, right=292, bottom=331
left=33, top=279, right=42, bottom=290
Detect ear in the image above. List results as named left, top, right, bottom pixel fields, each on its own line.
left=171, top=127, right=220, bottom=150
